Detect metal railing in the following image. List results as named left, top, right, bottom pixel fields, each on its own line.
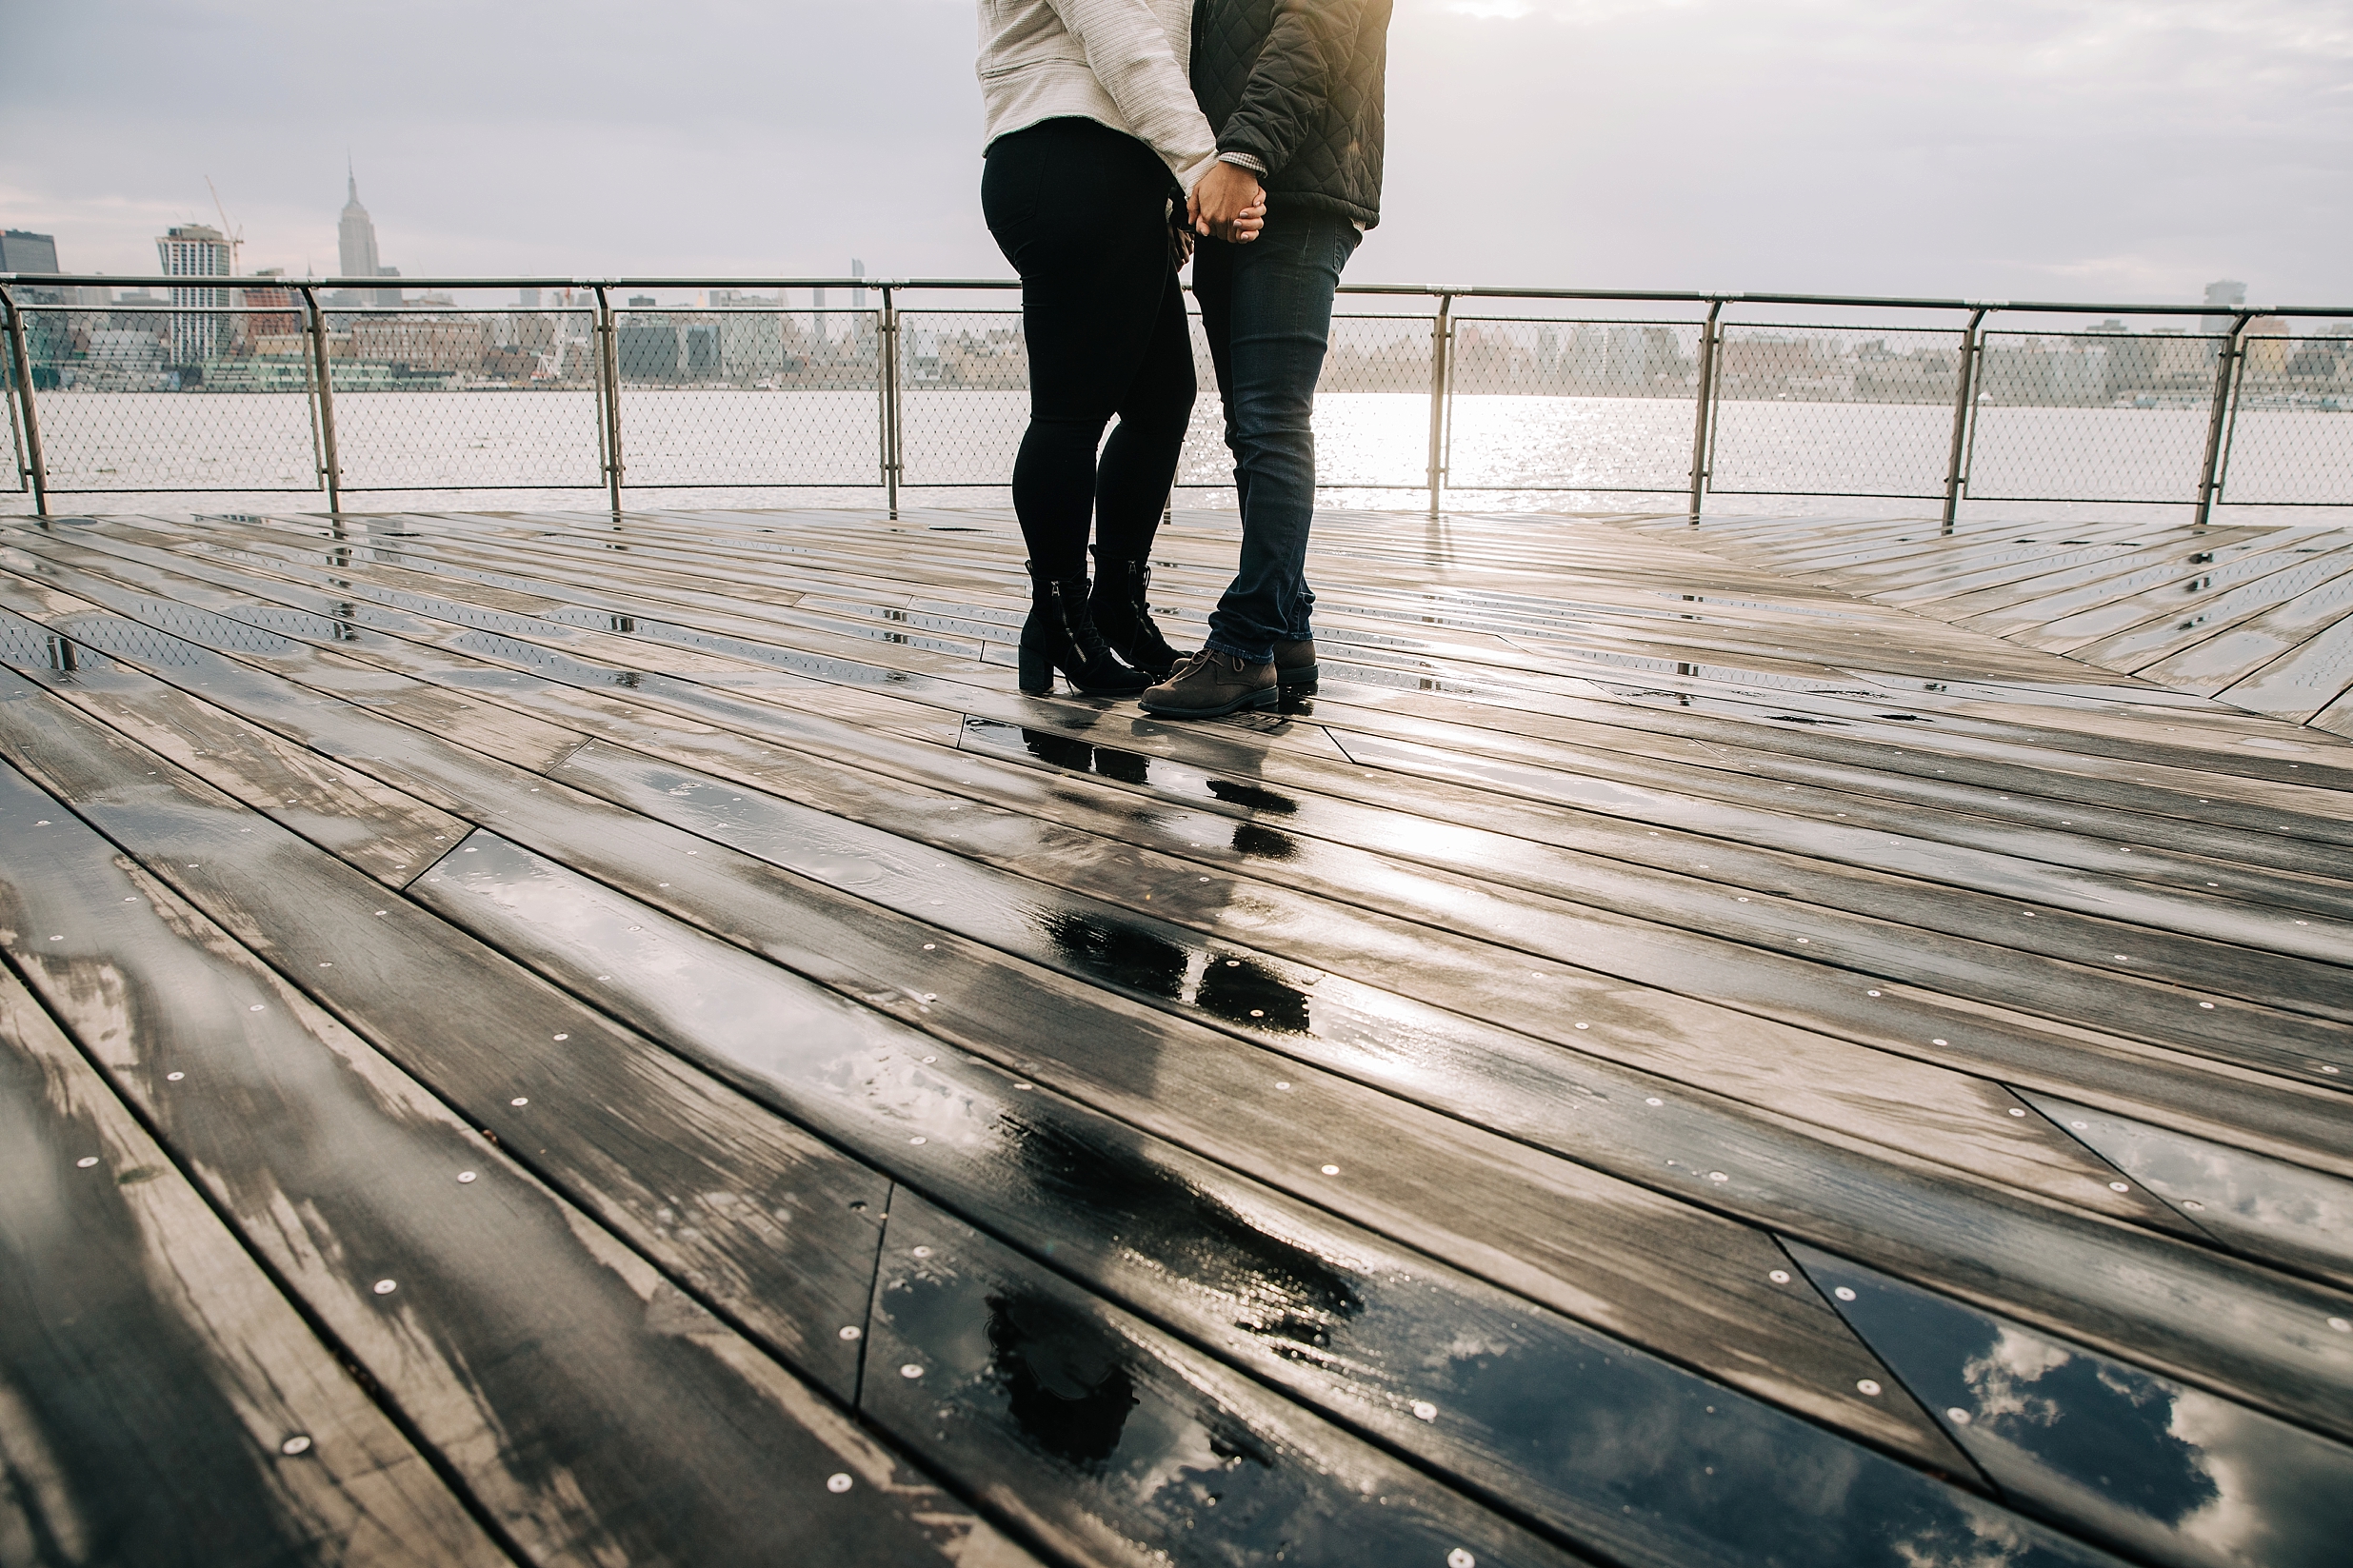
left=5, top=274, right=2350, bottom=527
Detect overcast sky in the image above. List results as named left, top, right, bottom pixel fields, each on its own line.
left=4, top=0, right=2347, bottom=306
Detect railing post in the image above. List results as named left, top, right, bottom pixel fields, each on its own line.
left=880, top=284, right=901, bottom=520
left=1, top=285, right=50, bottom=518
left=593, top=286, right=624, bottom=514
left=1685, top=299, right=1723, bottom=525
left=1940, top=307, right=1987, bottom=535
left=298, top=285, right=343, bottom=511
left=2194, top=312, right=2251, bottom=529
left=1426, top=293, right=1454, bottom=520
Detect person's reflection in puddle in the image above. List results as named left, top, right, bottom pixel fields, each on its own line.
left=987, top=1293, right=1139, bottom=1467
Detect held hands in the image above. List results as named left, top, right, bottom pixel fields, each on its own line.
left=1189, top=161, right=1267, bottom=244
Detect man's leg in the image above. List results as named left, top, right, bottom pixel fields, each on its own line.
left=1201, top=208, right=1360, bottom=665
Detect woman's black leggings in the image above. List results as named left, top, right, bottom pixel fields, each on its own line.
left=982, top=116, right=1195, bottom=582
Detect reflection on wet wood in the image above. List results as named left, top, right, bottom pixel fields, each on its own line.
left=0, top=967, right=505, bottom=1568
left=2, top=502, right=2348, bottom=1566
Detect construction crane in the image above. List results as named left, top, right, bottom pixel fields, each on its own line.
left=204, top=176, right=245, bottom=274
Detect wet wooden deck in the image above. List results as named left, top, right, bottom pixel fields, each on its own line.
left=2, top=504, right=2349, bottom=1568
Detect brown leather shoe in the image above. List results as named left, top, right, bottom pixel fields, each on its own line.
left=1138, top=649, right=1277, bottom=718
left=1274, top=636, right=1319, bottom=692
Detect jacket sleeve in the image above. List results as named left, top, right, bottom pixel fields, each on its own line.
left=1213, top=0, right=1352, bottom=177
left=1044, top=0, right=1221, bottom=189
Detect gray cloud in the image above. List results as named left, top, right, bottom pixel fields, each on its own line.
left=4, top=0, right=2346, bottom=303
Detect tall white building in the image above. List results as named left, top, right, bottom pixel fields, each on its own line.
left=338, top=170, right=401, bottom=307
left=156, top=223, right=231, bottom=366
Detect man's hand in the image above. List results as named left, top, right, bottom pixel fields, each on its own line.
left=1190, top=161, right=1266, bottom=243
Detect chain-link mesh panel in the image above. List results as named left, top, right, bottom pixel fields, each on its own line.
left=326, top=306, right=600, bottom=491
left=1709, top=326, right=1960, bottom=498
left=2218, top=328, right=2353, bottom=506
left=1446, top=318, right=1699, bottom=491
left=1312, top=314, right=1436, bottom=488
left=1175, top=306, right=1228, bottom=487
left=16, top=306, right=318, bottom=491
left=1965, top=329, right=2222, bottom=504
left=616, top=307, right=880, bottom=486
left=0, top=318, right=23, bottom=492
left=896, top=310, right=1027, bottom=486
left=1176, top=309, right=1440, bottom=490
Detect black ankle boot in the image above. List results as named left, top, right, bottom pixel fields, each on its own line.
left=1018, top=568, right=1152, bottom=697
left=1089, top=555, right=1187, bottom=679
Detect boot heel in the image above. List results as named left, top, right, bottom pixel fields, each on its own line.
left=1017, top=645, right=1054, bottom=695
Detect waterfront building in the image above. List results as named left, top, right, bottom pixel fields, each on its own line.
left=239, top=268, right=300, bottom=347
left=2202, top=278, right=2246, bottom=338
left=0, top=228, right=88, bottom=373
left=350, top=316, right=489, bottom=375
left=2243, top=315, right=2293, bottom=379
left=156, top=223, right=232, bottom=367
left=0, top=228, right=61, bottom=274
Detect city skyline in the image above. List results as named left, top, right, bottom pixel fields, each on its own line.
left=3, top=2, right=2349, bottom=305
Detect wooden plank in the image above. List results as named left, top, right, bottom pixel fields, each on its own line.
left=7, top=546, right=2345, bottom=1174
left=2213, top=610, right=2353, bottom=724
left=1928, top=531, right=2282, bottom=625
left=477, top=750, right=2353, bottom=1453
left=110, top=517, right=2353, bottom=959
left=0, top=579, right=1996, bottom=1463
left=9, top=552, right=2343, bottom=1189
left=0, top=751, right=1017, bottom=1567
left=18, top=514, right=2353, bottom=1419
left=1978, top=539, right=2353, bottom=647
left=2067, top=549, right=2353, bottom=673
left=45, top=511, right=2352, bottom=841
left=0, top=664, right=891, bottom=1405
left=2138, top=578, right=2353, bottom=697
left=207, top=510, right=2353, bottom=890
left=15, top=531, right=2350, bottom=1081
left=396, top=844, right=2144, bottom=1564
left=865, top=1192, right=1595, bottom=1568
left=362, top=503, right=2353, bottom=789
left=6, top=555, right=2301, bottom=1206
left=871, top=1190, right=2125, bottom=1568
left=0, top=601, right=465, bottom=884
left=0, top=967, right=510, bottom=1568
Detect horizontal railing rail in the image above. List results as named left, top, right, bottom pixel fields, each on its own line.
left=5, top=275, right=2349, bottom=526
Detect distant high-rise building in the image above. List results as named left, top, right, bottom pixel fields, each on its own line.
left=3, top=229, right=78, bottom=369
left=338, top=171, right=380, bottom=282
left=1, top=228, right=61, bottom=274
left=850, top=258, right=867, bottom=311
left=2203, top=279, right=2247, bottom=337
left=338, top=169, right=403, bottom=308
left=157, top=223, right=232, bottom=366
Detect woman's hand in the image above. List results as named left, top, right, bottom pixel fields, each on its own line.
left=1190, top=161, right=1266, bottom=243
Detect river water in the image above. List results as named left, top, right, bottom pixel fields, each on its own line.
left=7, top=387, right=2348, bottom=523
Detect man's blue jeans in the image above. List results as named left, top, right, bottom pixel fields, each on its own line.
left=1192, top=206, right=1361, bottom=665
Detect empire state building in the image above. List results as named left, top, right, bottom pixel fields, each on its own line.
left=337, top=170, right=399, bottom=307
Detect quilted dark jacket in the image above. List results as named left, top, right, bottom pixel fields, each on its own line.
left=1191, top=0, right=1391, bottom=228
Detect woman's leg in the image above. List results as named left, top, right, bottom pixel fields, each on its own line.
left=983, top=119, right=1179, bottom=581
left=1089, top=273, right=1197, bottom=673
left=1094, top=267, right=1195, bottom=561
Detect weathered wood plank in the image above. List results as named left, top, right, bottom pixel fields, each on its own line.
left=0, top=585, right=1990, bottom=1462
left=140, top=511, right=2353, bottom=904
left=0, top=604, right=464, bottom=884
left=0, top=967, right=511, bottom=1568
left=0, top=664, right=891, bottom=1406
left=396, top=841, right=2152, bottom=1564
left=14, top=534, right=2347, bottom=1115
left=0, top=754, right=1018, bottom=1568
